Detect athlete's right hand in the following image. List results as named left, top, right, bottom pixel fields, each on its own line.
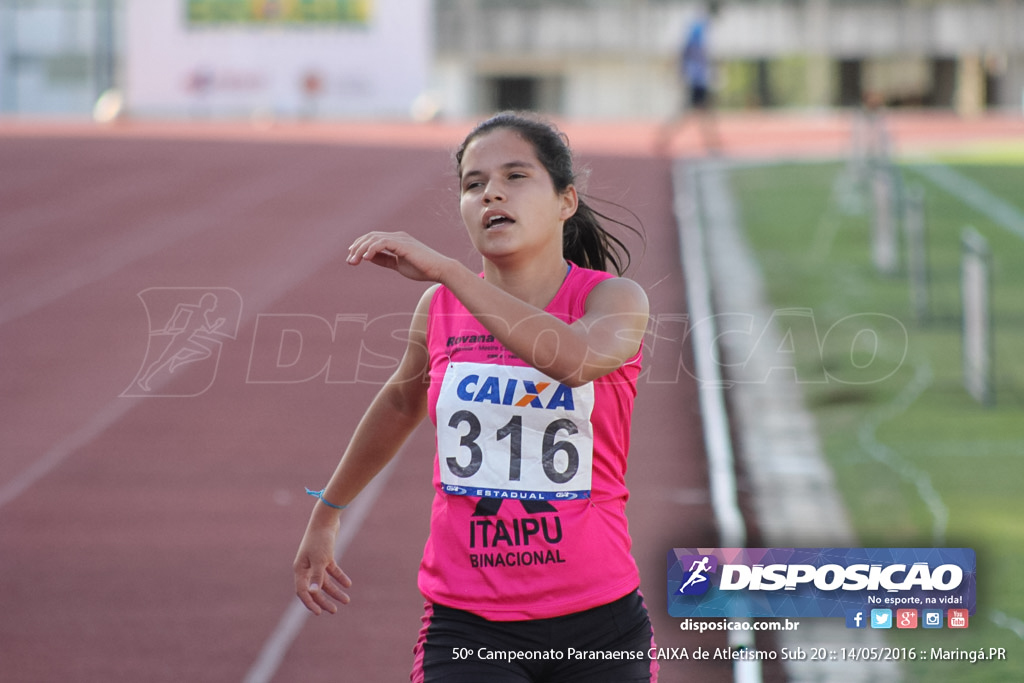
left=293, top=519, right=352, bottom=615
left=346, top=230, right=456, bottom=284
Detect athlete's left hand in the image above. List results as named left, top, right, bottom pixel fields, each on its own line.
left=347, top=231, right=455, bottom=283
left=293, top=519, right=352, bottom=616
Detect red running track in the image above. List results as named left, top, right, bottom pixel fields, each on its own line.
left=3, top=111, right=1019, bottom=682
left=0, top=122, right=741, bottom=683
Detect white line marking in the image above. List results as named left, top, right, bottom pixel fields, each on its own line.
left=673, top=160, right=760, bottom=683
left=991, top=610, right=1024, bottom=640
left=856, top=362, right=947, bottom=545
left=0, top=159, right=323, bottom=328
left=0, top=161, right=429, bottom=511
left=242, top=458, right=399, bottom=683
left=674, top=162, right=748, bottom=549
left=912, top=161, right=1024, bottom=242
left=0, top=397, right=139, bottom=509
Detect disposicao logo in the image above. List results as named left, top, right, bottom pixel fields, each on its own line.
left=717, top=560, right=962, bottom=592
left=676, top=555, right=718, bottom=596
left=667, top=548, right=976, bottom=619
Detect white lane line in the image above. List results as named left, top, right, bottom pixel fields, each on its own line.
left=673, top=161, right=748, bottom=549
left=0, top=157, right=321, bottom=328
left=0, top=160, right=431, bottom=512
left=991, top=610, right=1024, bottom=640
left=673, top=159, right=761, bottom=683
left=911, top=161, right=1024, bottom=242
left=242, top=457, right=399, bottom=683
left=693, top=156, right=904, bottom=682
left=856, top=362, right=947, bottom=546
left=0, top=397, right=139, bottom=509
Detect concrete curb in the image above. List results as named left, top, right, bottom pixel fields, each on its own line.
left=677, top=158, right=902, bottom=682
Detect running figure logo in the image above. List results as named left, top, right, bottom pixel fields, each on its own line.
left=677, top=554, right=718, bottom=596
left=123, top=287, right=242, bottom=397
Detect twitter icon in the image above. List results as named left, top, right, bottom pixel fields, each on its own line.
left=871, top=609, right=893, bottom=629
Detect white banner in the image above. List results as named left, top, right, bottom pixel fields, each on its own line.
left=124, top=0, right=430, bottom=118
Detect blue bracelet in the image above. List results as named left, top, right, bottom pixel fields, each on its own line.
left=305, top=487, right=348, bottom=510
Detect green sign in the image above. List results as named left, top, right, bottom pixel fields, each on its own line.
left=187, top=0, right=372, bottom=25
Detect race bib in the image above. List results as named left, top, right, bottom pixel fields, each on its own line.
left=436, top=362, right=595, bottom=501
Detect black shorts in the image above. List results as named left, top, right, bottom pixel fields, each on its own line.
left=689, top=84, right=710, bottom=108
left=411, top=590, right=658, bottom=683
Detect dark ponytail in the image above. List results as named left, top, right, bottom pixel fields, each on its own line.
left=455, top=111, right=644, bottom=275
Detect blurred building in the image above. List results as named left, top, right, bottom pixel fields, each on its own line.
left=1, top=0, right=1022, bottom=119
left=433, top=0, right=1024, bottom=119
left=0, top=0, right=119, bottom=115
left=0, top=0, right=431, bottom=119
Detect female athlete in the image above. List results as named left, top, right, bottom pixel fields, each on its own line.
left=293, top=111, right=657, bottom=682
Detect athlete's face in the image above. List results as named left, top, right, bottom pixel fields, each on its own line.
left=458, top=128, right=577, bottom=263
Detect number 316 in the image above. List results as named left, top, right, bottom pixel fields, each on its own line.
left=446, top=410, right=580, bottom=484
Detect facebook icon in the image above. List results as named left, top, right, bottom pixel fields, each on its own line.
left=845, top=609, right=867, bottom=629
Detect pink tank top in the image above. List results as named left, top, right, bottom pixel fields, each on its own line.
left=419, top=263, right=643, bottom=620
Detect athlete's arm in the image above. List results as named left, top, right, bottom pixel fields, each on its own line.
left=442, top=267, right=649, bottom=387
left=293, top=286, right=434, bottom=615
left=347, top=231, right=648, bottom=387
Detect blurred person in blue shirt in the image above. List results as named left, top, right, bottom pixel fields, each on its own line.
left=656, top=1, right=723, bottom=156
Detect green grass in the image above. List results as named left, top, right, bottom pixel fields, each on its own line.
left=929, top=140, right=1024, bottom=166
left=728, top=153, right=1024, bottom=683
